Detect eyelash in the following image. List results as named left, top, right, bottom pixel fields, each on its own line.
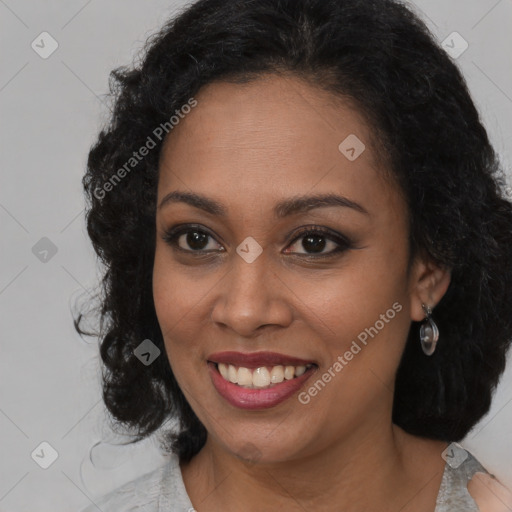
left=161, top=224, right=353, bottom=259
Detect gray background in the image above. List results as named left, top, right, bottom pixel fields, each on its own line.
left=1, top=1, right=511, bottom=510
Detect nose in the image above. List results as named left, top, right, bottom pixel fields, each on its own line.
left=210, top=251, right=293, bottom=337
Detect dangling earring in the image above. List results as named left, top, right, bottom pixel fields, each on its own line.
left=420, top=303, right=439, bottom=356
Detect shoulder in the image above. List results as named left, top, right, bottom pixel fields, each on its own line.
left=436, top=445, right=512, bottom=512
left=468, top=471, right=512, bottom=512
left=78, top=459, right=173, bottom=512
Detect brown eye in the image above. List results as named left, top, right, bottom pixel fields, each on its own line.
left=162, top=225, right=223, bottom=253
left=292, top=233, right=329, bottom=253
left=285, top=227, right=352, bottom=257
left=181, top=231, right=210, bottom=250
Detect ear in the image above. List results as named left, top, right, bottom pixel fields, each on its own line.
left=408, top=253, right=452, bottom=322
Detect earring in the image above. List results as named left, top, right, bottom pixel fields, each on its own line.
left=420, top=303, right=439, bottom=356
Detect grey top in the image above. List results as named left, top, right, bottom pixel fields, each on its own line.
left=80, top=445, right=486, bottom=511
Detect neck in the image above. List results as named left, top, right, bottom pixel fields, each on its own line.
left=180, top=421, right=448, bottom=512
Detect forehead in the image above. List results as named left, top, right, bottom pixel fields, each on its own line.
left=157, top=73, right=399, bottom=216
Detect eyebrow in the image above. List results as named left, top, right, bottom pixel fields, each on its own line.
left=158, top=190, right=369, bottom=218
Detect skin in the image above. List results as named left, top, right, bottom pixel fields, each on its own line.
left=468, top=473, right=512, bottom=511
left=152, top=73, right=456, bottom=511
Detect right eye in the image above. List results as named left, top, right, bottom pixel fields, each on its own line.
left=162, top=225, right=225, bottom=254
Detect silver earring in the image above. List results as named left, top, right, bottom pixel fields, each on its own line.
left=420, top=303, right=439, bottom=356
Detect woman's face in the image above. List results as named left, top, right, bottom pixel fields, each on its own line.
left=153, top=74, right=434, bottom=463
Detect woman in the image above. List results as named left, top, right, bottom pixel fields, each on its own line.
left=76, top=0, right=512, bottom=510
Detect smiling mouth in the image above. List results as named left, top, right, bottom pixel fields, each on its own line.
left=212, top=362, right=317, bottom=389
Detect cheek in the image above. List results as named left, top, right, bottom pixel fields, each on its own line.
left=152, top=254, right=180, bottom=330
left=152, top=249, right=195, bottom=361
left=152, top=245, right=210, bottom=327
left=300, top=255, right=408, bottom=337
left=152, top=273, right=193, bottom=386
left=152, top=247, right=219, bottom=369
left=295, top=251, right=411, bottom=387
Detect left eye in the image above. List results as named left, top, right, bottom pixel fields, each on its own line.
left=285, top=229, right=348, bottom=256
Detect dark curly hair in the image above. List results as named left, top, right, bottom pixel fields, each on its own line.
left=75, top=0, right=512, bottom=463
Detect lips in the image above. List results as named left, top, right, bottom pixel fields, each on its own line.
left=206, top=351, right=318, bottom=410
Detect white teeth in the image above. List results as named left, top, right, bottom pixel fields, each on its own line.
left=218, top=363, right=229, bottom=380
left=252, top=367, right=270, bottom=387
left=295, top=365, right=306, bottom=377
left=284, top=366, right=295, bottom=380
left=228, top=364, right=238, bottom=384
left=270, top=365, right=284, bottom=384
left=216, top=363, right=313, bottom=389
left=237, top=367, right=253, bottom=386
